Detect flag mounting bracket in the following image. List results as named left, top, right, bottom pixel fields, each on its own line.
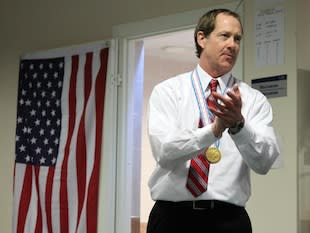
left=110, top=73, right=122, bottom=87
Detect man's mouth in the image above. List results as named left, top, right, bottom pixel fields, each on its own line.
left=223, top=53, right=234, bottom=58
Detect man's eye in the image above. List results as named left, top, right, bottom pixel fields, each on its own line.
left=235, top=36, right=242, bottom=43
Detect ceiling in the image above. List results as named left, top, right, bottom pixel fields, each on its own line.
left=143, top=28, right=198, bottom=63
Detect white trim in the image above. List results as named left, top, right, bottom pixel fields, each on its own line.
left=97, top=39, right=118, bottom=233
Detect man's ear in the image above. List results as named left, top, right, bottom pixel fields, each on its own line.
left=197, top=31, right=205, bottom=39
left=197, top=31, right=206, bottom=48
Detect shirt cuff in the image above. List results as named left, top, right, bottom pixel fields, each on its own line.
left=229, top=121, right=253, bottom=144
left=196, top=125, right=219, bottom=149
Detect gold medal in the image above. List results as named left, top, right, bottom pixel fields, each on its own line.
left=205, top=147, right=221, bottom=163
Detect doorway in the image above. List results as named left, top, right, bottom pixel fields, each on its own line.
left=111, top=2, right=243, bottom=233
left=140, top=29, right=198, bottom=232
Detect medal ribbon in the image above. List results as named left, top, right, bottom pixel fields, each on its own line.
left=191, top=68, right=234, bottom=147
left=191, top=69, right=234, bottom=125
left=187, top=68, right=234, bottom=197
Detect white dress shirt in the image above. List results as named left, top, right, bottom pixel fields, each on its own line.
left=147, top=65, right=280, bottom=207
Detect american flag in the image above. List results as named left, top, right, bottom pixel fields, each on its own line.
left=13, top=45, right=109, bottom=233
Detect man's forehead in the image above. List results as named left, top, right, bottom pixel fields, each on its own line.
left=214, top=14, right=242, bottom=33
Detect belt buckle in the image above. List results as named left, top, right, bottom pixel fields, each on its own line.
left=192, top=200, right=215, bottom=210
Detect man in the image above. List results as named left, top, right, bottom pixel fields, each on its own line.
left=146, top=8, right=280, bottom=233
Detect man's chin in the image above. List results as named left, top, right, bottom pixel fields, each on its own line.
left=220, top=63, right=234, bottom=73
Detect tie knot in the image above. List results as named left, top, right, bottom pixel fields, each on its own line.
left=209, top=79, right=218, bottom=93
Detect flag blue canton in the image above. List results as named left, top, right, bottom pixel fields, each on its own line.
left=15, top=57, right=64, bottom=167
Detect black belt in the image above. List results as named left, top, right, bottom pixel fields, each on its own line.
left=157, top=200, right=241, bottom=210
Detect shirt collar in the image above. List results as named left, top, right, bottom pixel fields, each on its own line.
left=196, top=64, right=233, bottom=93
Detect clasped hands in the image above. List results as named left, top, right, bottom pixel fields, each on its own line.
left=208, top=84, right=243, bottom=138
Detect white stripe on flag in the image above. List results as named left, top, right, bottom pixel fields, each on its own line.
left=12, top=164, right=25, bottom=233
left=38, top=168, right=48, bottom=233
left=25, top=168, right=38, bottom=233
left=76, top=49, right=100, bottom=233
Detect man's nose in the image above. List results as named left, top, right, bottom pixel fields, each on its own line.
left=227, top=37, right=239, bottom=48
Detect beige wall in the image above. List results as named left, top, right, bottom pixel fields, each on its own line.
left=297, top=0, right=310, bottom=232
left=1, top=0, right=307, bottom=232
left=243, top=1, right=298, bottom=233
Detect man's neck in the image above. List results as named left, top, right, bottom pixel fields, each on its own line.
left=198, top=62, right=223, bottom=78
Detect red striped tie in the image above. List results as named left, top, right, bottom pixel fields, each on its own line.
left=186, top=79, right=218, bottom=197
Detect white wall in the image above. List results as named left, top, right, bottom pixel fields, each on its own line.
left=0, top=0, right=306, bottom=232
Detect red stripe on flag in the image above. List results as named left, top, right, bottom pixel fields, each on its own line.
left=45, top=168, right=55, bottom=233
left=86, top=48, right=108, bottom=233
left=75, top=52, right=93, bottom=231
left=60, top=55, right=78, bottom=233
left=34, top=166, right=43, bottom=233
left=16, top=165, right=33, bottom=233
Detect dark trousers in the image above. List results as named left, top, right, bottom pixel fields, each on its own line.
left=147, top=200, right=252, bottom=233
